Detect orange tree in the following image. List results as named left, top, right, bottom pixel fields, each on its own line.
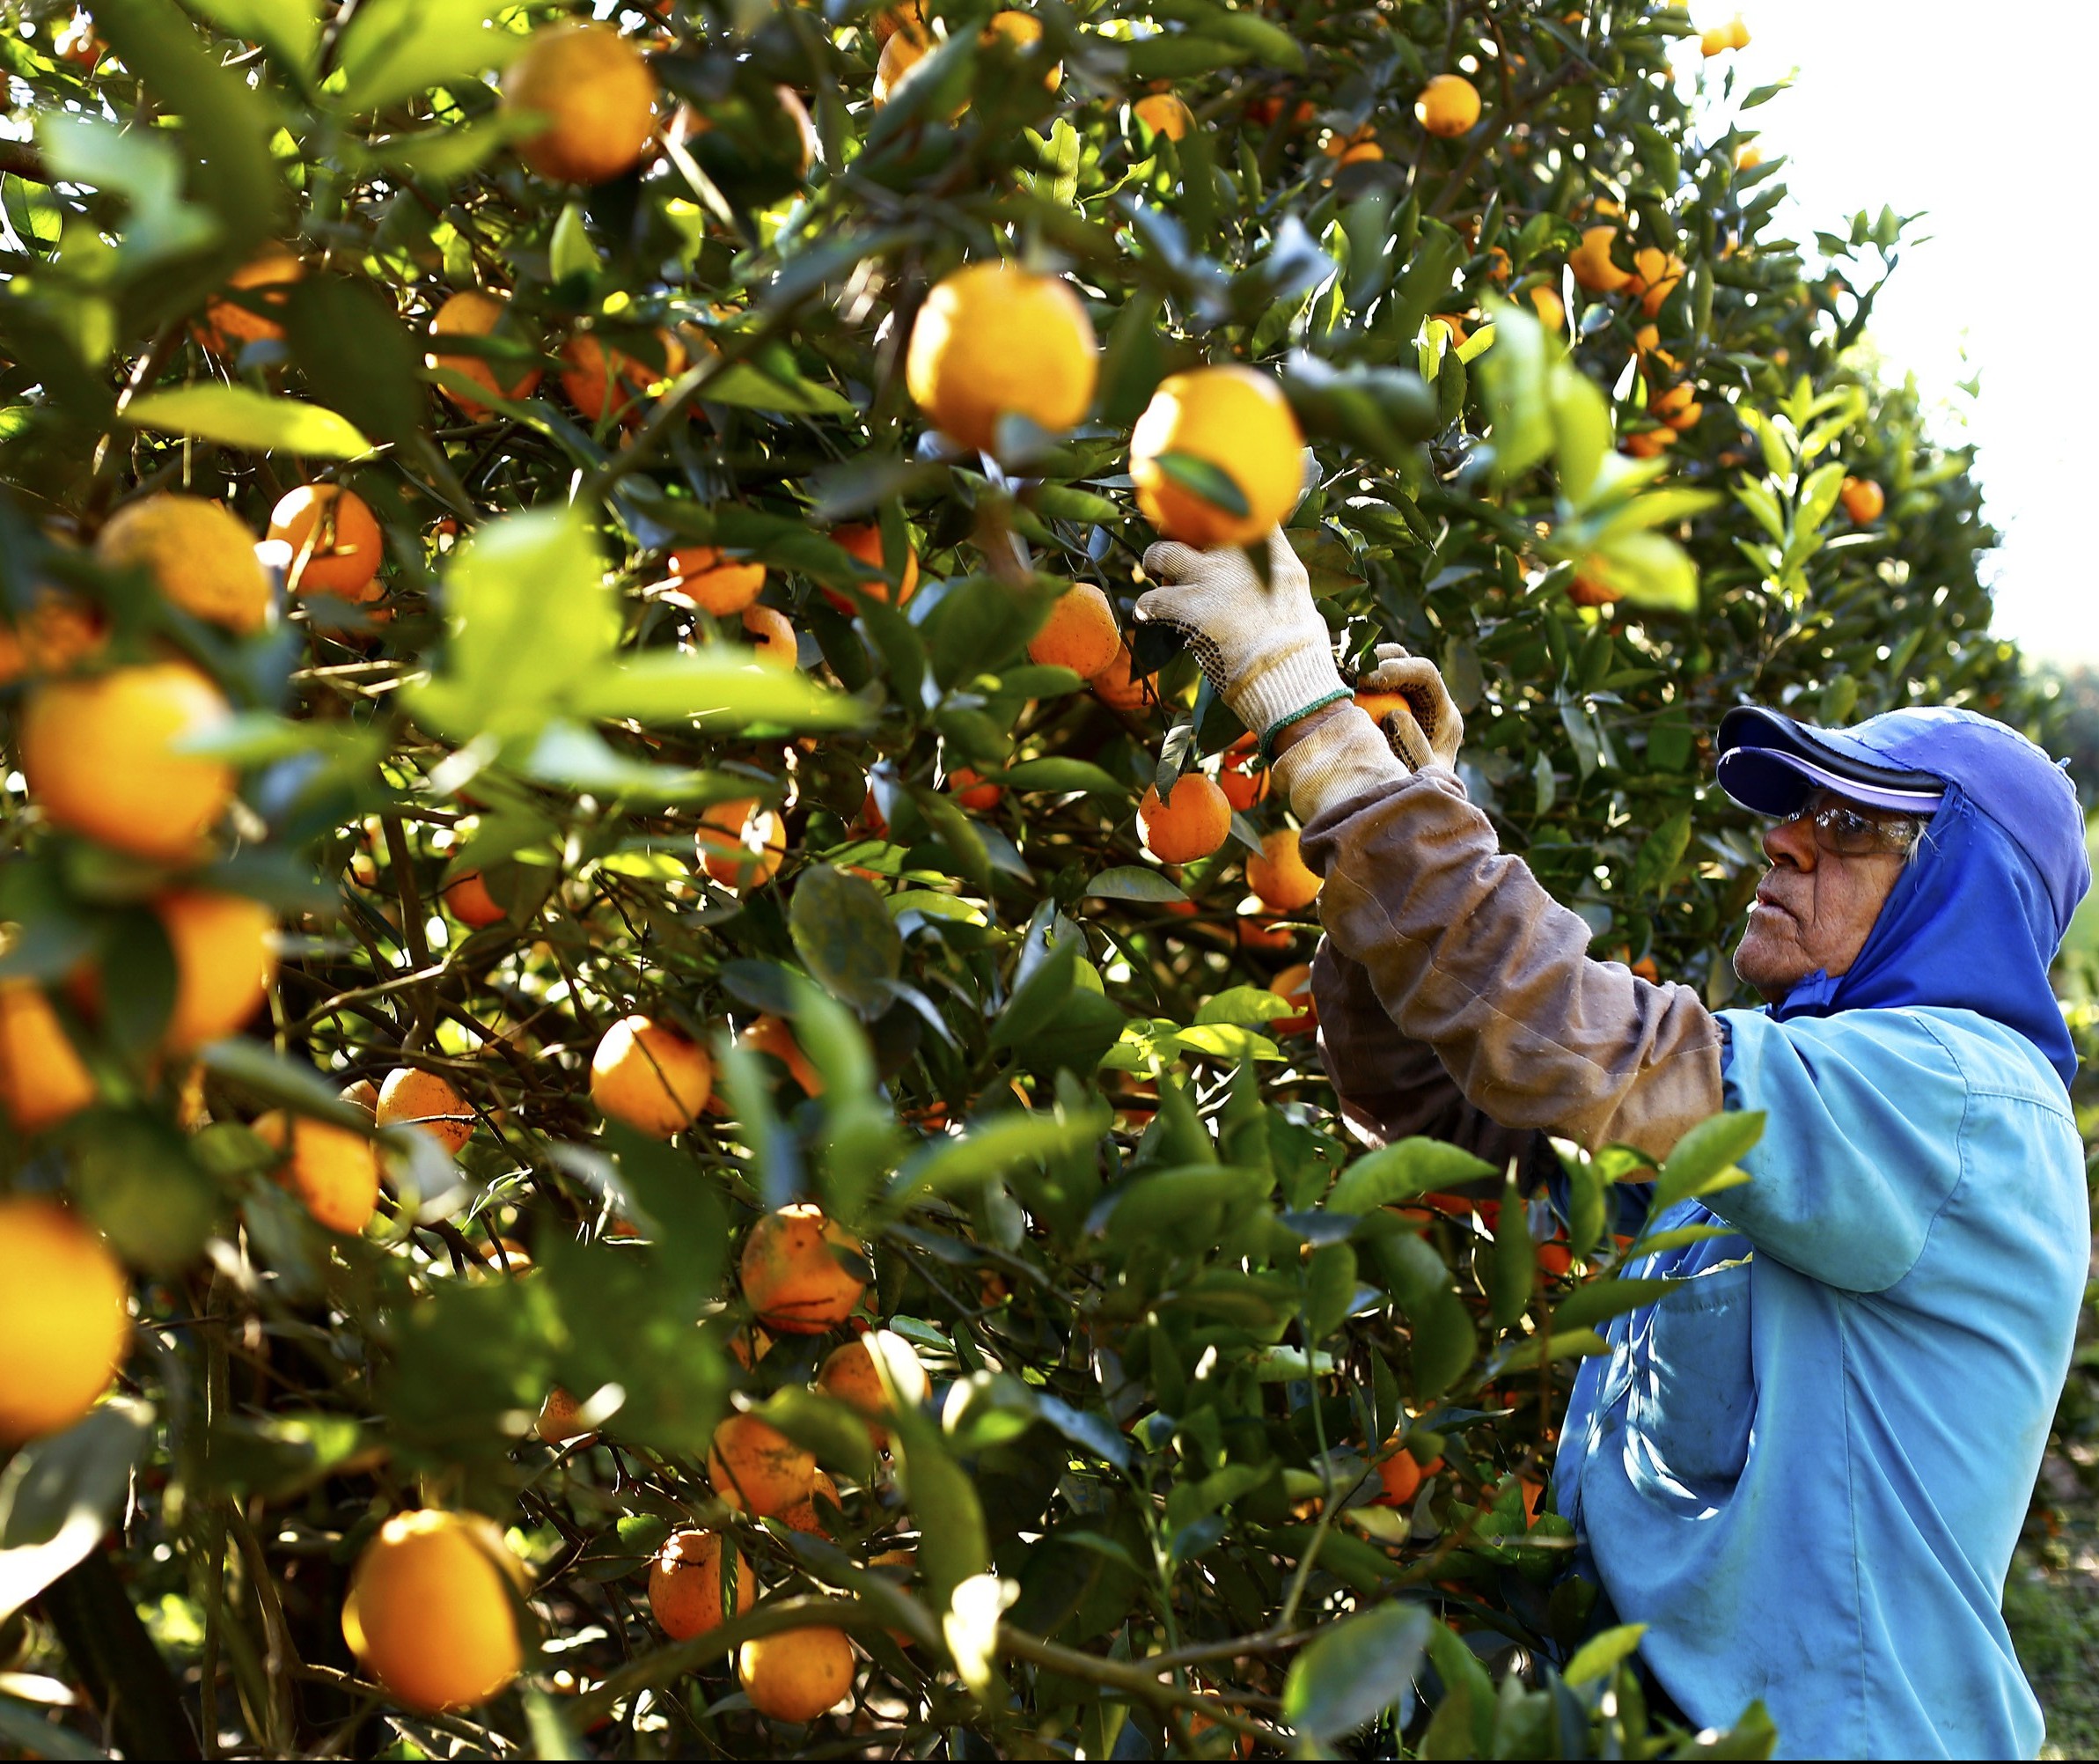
left=0, top=0, right=2039, bottom=1757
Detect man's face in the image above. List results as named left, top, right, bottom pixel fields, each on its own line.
left=1733, top=791, right=1919, bottom=1001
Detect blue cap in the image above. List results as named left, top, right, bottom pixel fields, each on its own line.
left=1717, top=703, right=2088, bottom=948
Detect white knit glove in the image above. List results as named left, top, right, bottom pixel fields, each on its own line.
left=1134, top=529, right=1350, bottom=753
left=1357, top=643, right=1463, bottom=772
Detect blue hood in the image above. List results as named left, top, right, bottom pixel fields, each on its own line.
left=1715, top=706, right=2090, bottom=1089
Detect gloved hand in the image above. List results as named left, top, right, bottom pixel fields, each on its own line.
left=1356, top=642, right=1464, bottom=772
left=1135, top=529, right=1351, bottom=755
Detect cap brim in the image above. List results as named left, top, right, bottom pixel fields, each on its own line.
left=1714, top=706, right=1947, bottom=817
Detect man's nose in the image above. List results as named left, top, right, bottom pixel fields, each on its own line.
left=1764, top=812, right=1817, bottom=868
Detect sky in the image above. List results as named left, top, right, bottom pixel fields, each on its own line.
left=1675, top=1, right=2095, bottom=670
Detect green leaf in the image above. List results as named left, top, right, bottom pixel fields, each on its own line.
left=569, top=651, right=871, bottom=733
left=0, top=1400, right=155, bottom=1623
left=789, top=866, right=901, bottom=1014
left=1328, top=1138, right=1496, bottom=1214
left=1281, top=1602, right=1432, bottom=1751
left=333, top=0, right=522, bottom=114
left=1549, top=362, right=1612, bottom=503
left=1194, top=985, right=1293, bottom=1028
left=891, top=1104, right=1109, bottom=1204
left=1591, top=529, right=1698, bottom=612
left=39, top=114, right=219, bottom=270
left=1629, top=808, right=1692, bottom=895
left=1084, top=866, right=1187, bottom=903
left=997, top=758, right=1130, bottom=797
left=1649, top=1110, right=1765, bottom=1216
left=1564, top=1621, right=1648, bottom=1686
left=283, top=275, right=425, bottom=445
left=888, top=1409, right=990, bottom=1609
left=1304, top=1241, right=1358, bottom=1341
left=123, top=385, right=372, bottom=459
left=701, top=360, right=857, bottom=415
left=1479, top=301, right=1556, bottom=481
left=549, top=202, right=597, bottom=284
left=1149, top=451, right=1250, bottom=520
left=1551, top=1276, right=1680, bottom=1334
left=187, top=0, right=321, bottom=77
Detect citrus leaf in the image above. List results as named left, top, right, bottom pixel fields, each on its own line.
left=123, top=385, right=372, bottom=459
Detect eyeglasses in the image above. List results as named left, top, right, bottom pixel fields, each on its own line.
left=1778, top=791, right=1926, bottom=858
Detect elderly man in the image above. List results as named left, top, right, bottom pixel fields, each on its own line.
left=1138, top=533, right=2090, bottom=1760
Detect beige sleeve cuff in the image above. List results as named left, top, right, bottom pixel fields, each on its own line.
left=1270, top=706, right=1413, bottom=825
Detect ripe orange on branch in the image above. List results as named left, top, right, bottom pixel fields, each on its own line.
left=502, top=23, right=659, bottom=186
left=96, top=493, right=272, bottom=633
left=21, top=661, right=234, bottom=864
left=198, top=249, right=301, bottom=355
left=591, top=1014, right=713, bottom=1137
left=1131, top=365, right=1305, bottom=548
left=1414, top=73, right=1481, bottom=137
left=905, top=262, right=1099, bottom=455
left=254, top=1110, right=381, bottom=1235
left=268, top=484, right=385, bottom=601
left=377, top=1067, right=474, bottom=1155
left=1028, top=582, right=1122, bottom=679
left=1138, top=773, right=1233, bottom=864
left=155, top=889, right=277, bottom=1051
left=667, top=546, right=767, bottom=614
left=649, top=1529, right=752, bottom=1639
left=428, top=290, right=543, bottom=415
left=739, top=1202, right=867, bottom=1334
left=342, top=1510, right=525, bottom=1713
left=1248, top=827, right=1322, bottom=913
left=0, top=1197, right=128, bottom=1445
left=0, top=980, right=97, bottom=1134
left=741, top=604, right=799, bottom=669
left=708, top=1411, right=816, bottom=1515
left=560, top=329, right=688, bottom=425
left=1842, top=476, right=1885, bottom=523
left=826, top=522, right=920, bottom=609
left=696, top=797, right=789, bottom=888
left=738, top=1626, right=856, bottom=1724
left=1567, top=225, right=1632, bottom=295
left=1134, top=92, right=1193, bottom=140
left=818, top=1329, right=930, bottom=1447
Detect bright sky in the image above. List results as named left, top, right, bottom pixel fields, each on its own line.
left=1677, top=1, right=2096, bottom=670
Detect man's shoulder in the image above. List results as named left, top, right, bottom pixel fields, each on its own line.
left=1718, top=1003, right=2070, bottom=1119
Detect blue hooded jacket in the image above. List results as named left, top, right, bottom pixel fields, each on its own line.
left=1552, top=707, right=2091, bottom=1760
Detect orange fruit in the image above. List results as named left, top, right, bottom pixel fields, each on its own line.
left=668, top=546, right=767, bottom=615
left=559, top=328, right=688, bottom=425
left=696, top=797, right=789, bottom=889
left=1090, top=643, right=1151, bottom=714
left=1272, top=960, right=1316, bottom=1034
left=1623, top=428, right=1672, bottom=459
left=1133, top=92, right=1193, bottom=140
left=1131, top=365, right=1305, bottom=548
left=21, top=661, right=234, bottom=863
left=254, top=1110, right=381, bottom=1235
left=342, top=1510, right=524, bottom=1713
left=1567, top=571, right=1621, bottom=608
left=1137, top=774, right=1232, bottom=864
left=376, top=1067, right=474, bottom=1155
left=1627, top=246, right=1685, bottom=317
left=1247, top=827, right=1321, bottom=912
left=536, top=1386, right=596, bottom=1445
left=0, top=591, right=105, bottom=685
left=981, top=9, right=1060, bottom=87
left=503, top=23, right=659, bottom=185
left=1736, top=144, right=1764, bottom=172
left=1525, top=285, right=1567, bottom=333
left=742, top=604, right=798, bottom=669
left=96, top=494, right=271, bottom=633
left=1027, top=583, right=1121, bottom=679
left=650, top=1529, right=753, bottom=1639
left=1730, top=16, right=1751, bottom=48
left=1567, top=224, right=1631, bottom=295
left=738, top=1627, right=855, bottom=1724
left=156, top=889, right=276, bottom=1051
left=871, top=3, right=928, bottom=45
left=739, top=1202, right=867, bottom=1334
left=1375, top=1444, right=1426, bottom=1507
left=708, top=1411, right=816, bottom=1515
left=444, top=871, right=506, bottom=929
left=742, top=1013, right=822, bottom=1095
left=1484, top=246, right=1512, bottom=283
left=1841, top=477, right=1885, bottom=524
left=1218, top=758, right=1268, bottom=812
left=0, top=1199, right=127, bottom=1446
left=1414, top=73, right=1481, bottom=137
left=782, top=1467, right=840, bottom=1536
left=591, top=1014, right=713, bottom=1137
left=1319, top=125, right=1384, bottom=165
left=906, top=262, right=1098, bottom=455
left=871, top=28, right=931, bottom=105
left=340, top=1077, right=380, bottom=1121
left=268, top=485, right=385, bottom=601
left=817, top=1330, right=929, bottom=1447
left=1536, top=1239, right=1575, bottom=1278
left=826, top=522, right=920, bottom=610
left=947, top=766, right=1002, bottom=812
left=1432, top=311, right=1472, bottom=346
left=428, top=290, right=543, bottom=415
left=198, top=249, right=302, bottom=354
left=0, top=980, right=98, bottom=1135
